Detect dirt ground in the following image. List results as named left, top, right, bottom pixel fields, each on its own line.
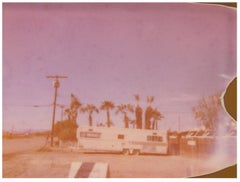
left=2, top=136, right=236, bottom=178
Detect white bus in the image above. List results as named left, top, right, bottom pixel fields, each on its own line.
left=77, top=126, right=168, bottom=155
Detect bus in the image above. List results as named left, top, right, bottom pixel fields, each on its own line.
left=77, top=126, right=168, bottom=155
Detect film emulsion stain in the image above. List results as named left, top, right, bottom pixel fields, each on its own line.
left=223, top=77, right=237, bottom=121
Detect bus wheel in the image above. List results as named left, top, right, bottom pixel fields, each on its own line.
left=133, top=149, right=140, bottom=156
left=123, top=149, right=130, bottom=155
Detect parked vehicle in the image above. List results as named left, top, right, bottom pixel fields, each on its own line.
left=77, top=126, right=168, bottom=155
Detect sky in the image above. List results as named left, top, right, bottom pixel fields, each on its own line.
left=2, top=3, right=236, bottom=132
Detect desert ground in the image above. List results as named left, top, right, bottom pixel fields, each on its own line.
left=2, top=136, right=236, bottom=178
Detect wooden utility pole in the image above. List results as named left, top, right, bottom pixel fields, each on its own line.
left=47, top=75, right=67, bottom=147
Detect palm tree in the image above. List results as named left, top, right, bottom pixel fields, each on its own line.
left=81, top=104, right=99, bottom=126
left=151, top=108, right=164, bottom=130
left=100, top=101, right=115, bottom=127
left=134, top=94, right=143, bottom=129
left=69, top=93, right=82, bottom=123
left=145, top=96, right=154, bottom=129
left=116, top=104, right=134, bottom=128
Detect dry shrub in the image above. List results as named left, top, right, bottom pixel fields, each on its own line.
left=54, top=120, right=78, bottom=141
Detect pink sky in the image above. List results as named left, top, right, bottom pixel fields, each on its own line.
left=3, top=3, right=236, bottom=132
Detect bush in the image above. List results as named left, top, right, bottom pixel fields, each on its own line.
left=54, top=120, right=78, bottom=141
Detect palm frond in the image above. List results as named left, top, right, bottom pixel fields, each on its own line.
left=100, top=101, right=115, bottom=110
left=70, top=93, right=82, bottom=109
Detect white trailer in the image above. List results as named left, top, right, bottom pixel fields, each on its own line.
left=77, top=126, right=168, bottom=155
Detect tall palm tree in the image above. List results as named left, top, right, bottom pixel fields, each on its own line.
left=116, top=104, right=134, bottom=128
left=81, top=104, right=99, bottom=126
left=100, top=101, right=115, bottom=127
left=145, top=96, right=154, bottom=129
left=134, top=94, right=143, bottom=129
left=151, top=108, right=164, bottom=130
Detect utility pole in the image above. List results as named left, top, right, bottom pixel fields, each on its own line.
left=47, top=75, right=68, bottom=147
